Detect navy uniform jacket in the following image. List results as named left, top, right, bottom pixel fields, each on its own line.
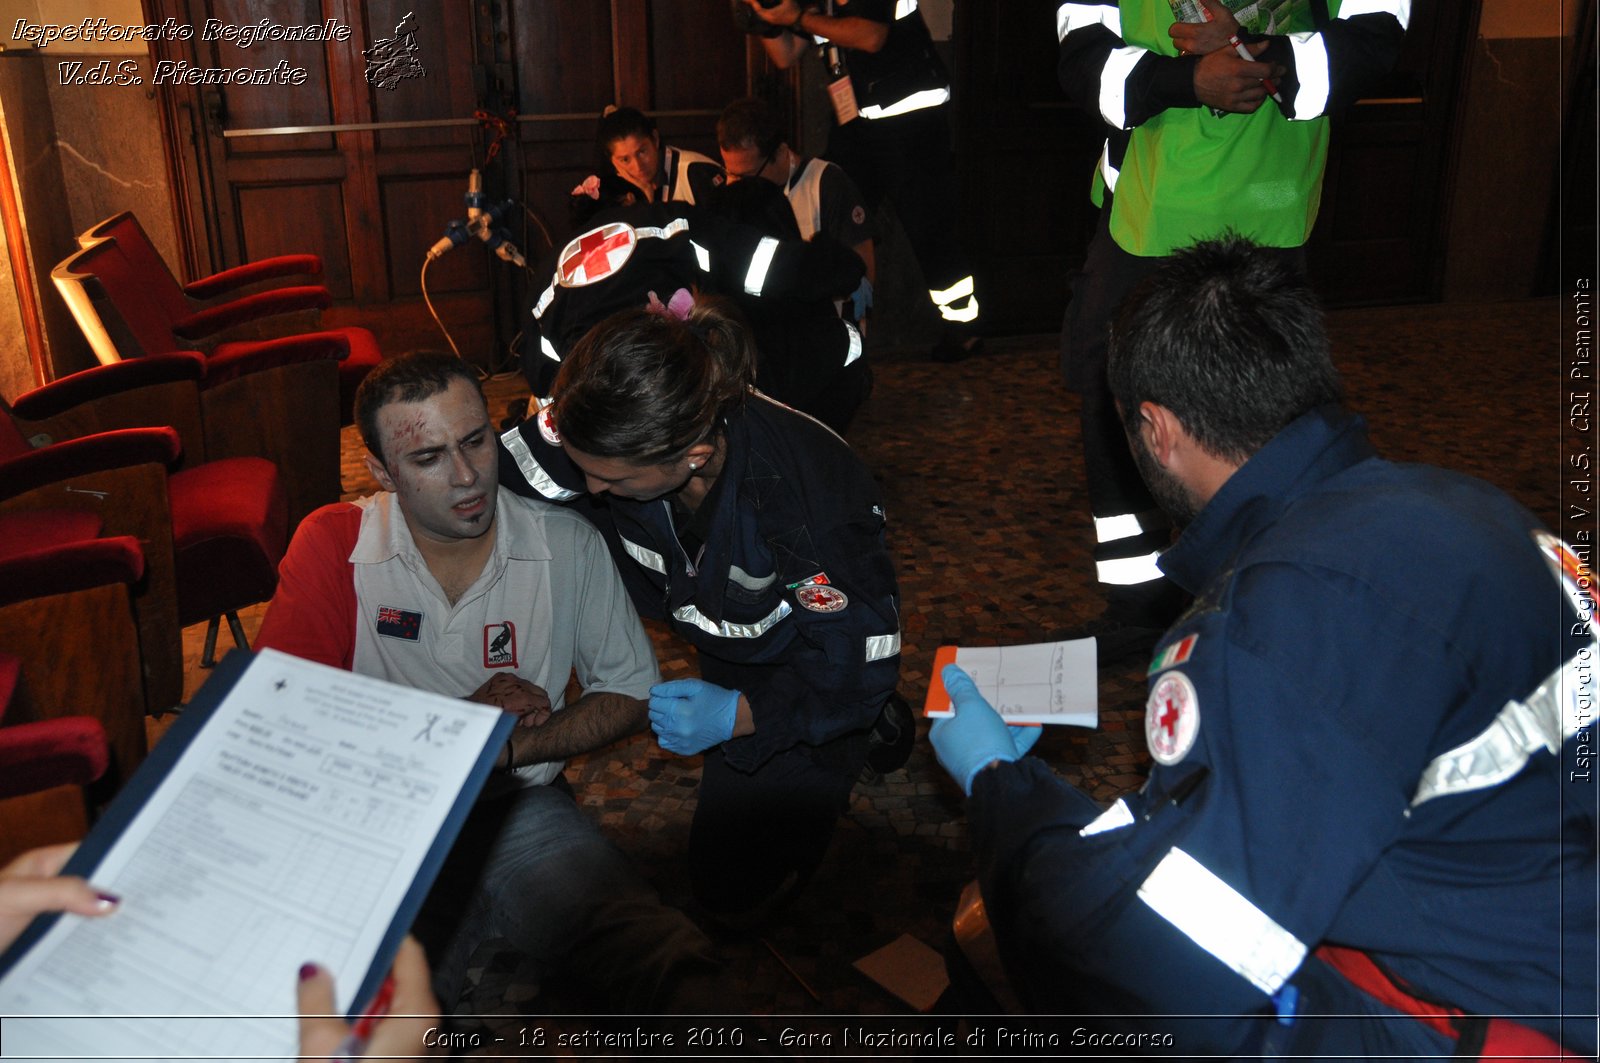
left=500, top=393, right=901, bottom=773
left=970, top=408, right=1596, bottom=1054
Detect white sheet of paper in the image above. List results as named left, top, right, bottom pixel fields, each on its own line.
left=930, top=639, right=1099, bottom=726
left=0, top=649, right=503, bottom=1060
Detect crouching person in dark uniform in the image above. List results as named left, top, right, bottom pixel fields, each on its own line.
left=501, top=298, right=912, bottom=927
left=929, top=237, right=1597, bottom=1058
left=523, top=172, right=866, bottom=432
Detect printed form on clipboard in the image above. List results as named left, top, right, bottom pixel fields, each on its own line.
left=0, top=647, right=513, bottom=1062
left=923, top=639, right=1099, bottom=726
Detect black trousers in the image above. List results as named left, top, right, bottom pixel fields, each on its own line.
left=826, top=105, right=976, bottom=326
left=688, top=653, right=869, bottom=916
left=1063, top=203, right=1304, bottom=616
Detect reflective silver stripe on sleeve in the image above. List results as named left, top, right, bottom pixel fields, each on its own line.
left=865, top=632, right=901, bottom=662
left=692, top=240, right=711, bottom=272
left=1096, top=551, right=1163, bottom=586
left=540, top=334, right=559, bottom=362
left=1412, top=644, right=1597, bottom=806
left=500, top=426, right=580, bottom=501
left=859, top=86, right=951, bottom=120
left=744, top=237, right=779, bottom=295
left=727, top=565, right=776, bottom=593
left=843, top=321, right=863, bottom=366
left=1079, top=797, right=1134, bottom=836
left=1138, top=847, right=1307, bottom=995
left=532, top=273, right=559, bottom=317
left=1099, top=45, right=1144, bottom=129
left=1287, top=33, right=1330, bottom=119
left=1094, top=513, right=1145, bottom=543
left=620, top=536, right=667, bottom=574
left=1339, top=0, right=1410, bottom=25
left=1057, top=2, right=1122, bottom=42
left=674, top=600, right=791, bottom=639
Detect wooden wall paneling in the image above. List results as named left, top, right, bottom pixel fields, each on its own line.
left=362, top=1, right=490, bottom=302
left=382, top=175, right=492, bottom=297
left=512, top=4, right=617, bottom=115
left=514, top=119, right=611, bottom=254
left=204, top=0, right=339, bottom=157
left=367, top=1, right=480, bottom=152
left=326, top=0, right=383, bottom=304
left=649, top=2, right=750, bottom=112
left=1304, top=1, right=1476, bottom=306
left=235, top=182, right=354, bottom=299
left=612, top=0, right=652, bottom=108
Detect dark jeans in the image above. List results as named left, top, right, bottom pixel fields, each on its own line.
left=416, top=781, right=717, bottom=1012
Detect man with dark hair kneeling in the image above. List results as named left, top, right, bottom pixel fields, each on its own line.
left=258, top=351, right=719, bottom=1014
left=930, top=237, right=1596, bottom=1058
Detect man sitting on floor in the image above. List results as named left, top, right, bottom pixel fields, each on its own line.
left=257, top=350, right=717, bottom=1012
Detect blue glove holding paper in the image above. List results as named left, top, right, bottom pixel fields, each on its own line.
left=649, top=677, right=740, bottom=755
left=929, top=664, right=1043, bottom=795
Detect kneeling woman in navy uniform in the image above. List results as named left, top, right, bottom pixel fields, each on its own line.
left=499, top=299, right=907, bottom=924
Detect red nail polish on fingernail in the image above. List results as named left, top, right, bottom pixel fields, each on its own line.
left=299, top=963, right=319, bottom=982
left=94, top=891, right=120, bottom=908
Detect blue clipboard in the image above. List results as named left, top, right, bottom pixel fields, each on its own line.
left=0, top=647, right=514, bottom=1017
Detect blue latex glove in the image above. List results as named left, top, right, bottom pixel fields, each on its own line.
left=849, top=277, right=873, bottom=322
left=929, top=664, right=1044, bottom=795
left=649, top=678, right=740, bottom=755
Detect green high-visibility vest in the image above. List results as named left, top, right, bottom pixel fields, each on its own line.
left=1094, top=0, right=1335, bottom=257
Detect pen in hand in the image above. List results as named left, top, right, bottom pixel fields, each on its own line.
left=1195, top=2, right=1283, bottom=104
left=331, top=972, right=396, bottom=1063
left=1227, top=33, right=1282, bottom=102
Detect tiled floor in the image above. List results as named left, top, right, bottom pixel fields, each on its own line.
left=175, top=298, right=1565, bottom=1044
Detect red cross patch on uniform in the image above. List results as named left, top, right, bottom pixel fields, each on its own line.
left=484, top=621, right=517, bottom=668
left=795, top=584, right=848, bottom=613
left=1146, top=670, right=1199, bottom=765
left=536, top=405, right=561, bottom=445
left=558, top=222, right=637, bottom=287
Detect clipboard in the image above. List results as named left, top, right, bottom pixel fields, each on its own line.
left=0, top=648, right=513, bottom=1056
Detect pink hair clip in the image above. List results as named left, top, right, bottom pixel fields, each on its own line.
left=645, top=288, right=695, bottom=322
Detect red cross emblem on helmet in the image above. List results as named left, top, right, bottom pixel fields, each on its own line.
left=558, top=222, right=637, bottom=287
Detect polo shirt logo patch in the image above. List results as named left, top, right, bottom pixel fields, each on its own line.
left=376, top=605, right=422, bottom=641
left=485, top=621, right=517, bottom=668
left=1146, top=670, right=1199, bottom=765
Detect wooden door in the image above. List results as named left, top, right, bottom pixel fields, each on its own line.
left=155, top=0, right=758, bottom=366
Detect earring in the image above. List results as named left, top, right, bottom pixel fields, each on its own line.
left=687, top=462, right=697, bottom=471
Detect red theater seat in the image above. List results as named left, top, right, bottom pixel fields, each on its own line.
left=1, top=355, right=287, bottom=711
